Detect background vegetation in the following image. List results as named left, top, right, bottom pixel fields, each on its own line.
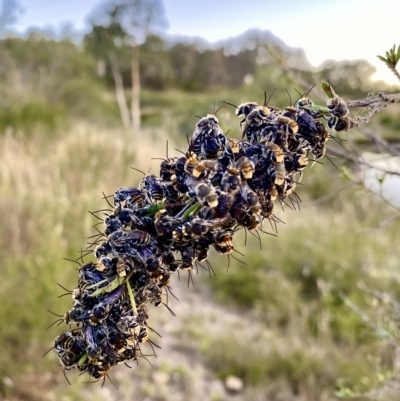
left=1, top=1, right=400, bottom=400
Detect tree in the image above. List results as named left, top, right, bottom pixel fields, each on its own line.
left=89, top=0, right=167, bottom=133
left=0, top=0, right=22, bottom=37
left=84, top=21, right=131, bottom=129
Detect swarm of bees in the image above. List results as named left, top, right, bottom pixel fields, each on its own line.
left=48, top=86, right=348, bottom=384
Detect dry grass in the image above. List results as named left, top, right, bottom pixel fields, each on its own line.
left=1, top=123, right=399, bottom=401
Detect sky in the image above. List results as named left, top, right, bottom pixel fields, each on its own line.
left=11, top=0, right=400, bottom=85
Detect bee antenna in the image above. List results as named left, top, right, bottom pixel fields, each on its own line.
left=47, top=309, right=64, bottom=318
left=106, top=373, right=118, bottom=390
left=166, top=140, right=169, bottom=160
left=174, top=148, right=186, bottom=156
left=285, top=88, right=293, bottom=106
left=130, top=167, right=146, bottom=176
left=226, top=254, right=230, bottom=273
left=212, top=100, right=217, bottom=114
left=57, top=283, right=72, bottom=294
left=221, top=100, right=238, bottom=108
left=206, top=259, right=216, bottom=277
left=294, top=88, right=303, bottom=98
left=325, top=154, right=339, bottom=169
left=63, top=257, right=81, bottom=266
left=139, top=354, right=154, bottom=367
left=230, top=253, right=247, bottom=266
left=166, top=284, right=179, bottom=301
left=213, top=103, right=226, bottom=116
left=187, top=270, right=195, bottom=289
left=87, top=211, right=103, bottom=222
left=42, top=346, right=55, bottom=357
left=63, top=368, right=71, bottom=386
left=163, top=302, right=177, bottom=316
left=305, top=83, right=317, bottom=98
left=195, top=115, right=202, bottom=119
left=101, top=191, right=114, bottom=208
left=264, top=88, right=276, bottom=107
left=258, top=227, right=278, bottom=237
left=148, top=326, right=163, bottom=338
left=329, top=135, right=346, bottom=148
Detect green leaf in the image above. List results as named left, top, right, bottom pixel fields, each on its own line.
left=377, top=55, right=387, bottom=63
left=303, top=105, right=331, bottom=115
left=126, top=280, right=138, bottom=315
left=90, top=275, right=124, bottom=297
left=321, top=81, right=333, bottom=98
left=144, top=203, right=166, bottom=217
left=183, top=202, right=202, bottom=219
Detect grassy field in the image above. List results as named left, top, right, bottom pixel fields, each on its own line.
left=1, top=111, right=399, bottom=400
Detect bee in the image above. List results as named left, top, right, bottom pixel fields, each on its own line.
left=236, top=156, right=255, bottom=180
left=285, top=152, right=308, bottom=174
left=195, top=114, right=220, bottom=133
left=297, top=96, right=313, bottom=111
left=96, top=256, right=118, bottom=274
left=261, top=142, right=284, bottom=164
left=104, top=218, right=123, bottom=236
left=193, top=105, right=225, bottom=143
left=213, top=230, right=234, bottom=254
left=202, top=135, right=225, bottom=159
left=232, top=206, right=261, bottom=230
left=326, top=94, right=348, bottom=119
left=212, top=190, right=234, bottom=218
left=227, top=138, right=241, bottom=154
left=144, top=255, right=161, bottom=273
left=158, top=269, right=171, bottom=288
left=180, top=218, right=209, bottom=239
left=194, top=241, right=209, bottom=263
left=138, top=327, right=149, bottom=343
left=116, top=258, right=133, bottom=277
left=277, top=116, right=299, bottom=134
left=162, top=250, right=180, bottom=272
left=221, top=168, right=241, bottom=195
left=108, top=229, right=151, bottom=248
left=180, top=244, right=195, bottom=270
left=257, top=192, right=274, bottom=218
left=54, top=332, right=86, bottom=369
left=193, top=182, right=219, bottom=208
left=107, top=328, right=127, bottom=352
left=160, top=157, right=177, bottom=182
left=328, top=116, right=349, bottom=132
left=191, top=159, right=218, bottom=179
left=235, top=102, right=260, bottom=122
left=154, top=210, right=180, bottom=239
left=141, top=174, right=165, bottom=202
left=184, top=153, right=199, bottom=175
left=293, top=85, right=316, bottom=113
left=242, top=107, right=271, bottom=140
left=91, top=286, right=125, bottom=325
left=164, top=182, right=184, bottom=204
left=114, top=187, right=144, bottom=206
left=87, top=363, right=111, bottom=380
left=238, top=184, right=259, bottom=209
left=268, top=162, right=286, bottom=186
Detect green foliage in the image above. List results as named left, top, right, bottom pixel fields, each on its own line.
left=0, top=100, right=67, bottom=133
left=377, top=44, right=400, bottom=68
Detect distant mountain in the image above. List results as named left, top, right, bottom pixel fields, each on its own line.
left=167, top=28, right=312, bottom=71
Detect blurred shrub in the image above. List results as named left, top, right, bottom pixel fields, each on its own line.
left=0, top=101, right=67, bottom=133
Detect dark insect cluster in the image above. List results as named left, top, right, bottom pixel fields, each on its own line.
left=48, top=87, right=346, bottom=384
